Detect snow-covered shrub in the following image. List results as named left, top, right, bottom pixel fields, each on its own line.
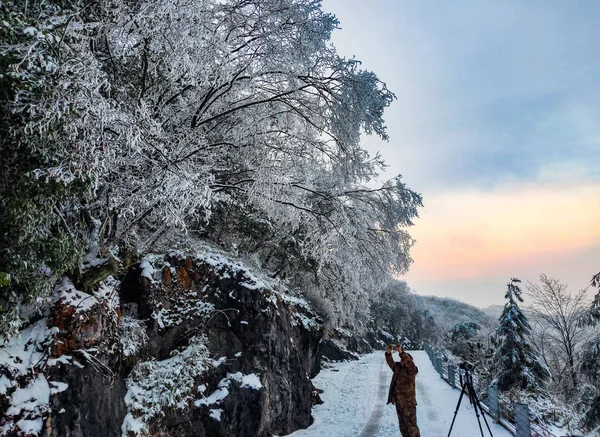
left=194, top=371, right=263, bottom=422
left=497, top=389, right=585, bottom=437
left=580, top=272, right=600, bottom=432
left=122, top=336, right=210, bottom=436
left=446, top=322, right=483, bottom=360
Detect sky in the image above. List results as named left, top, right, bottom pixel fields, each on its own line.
left=322, top=0, right=600, bottom=308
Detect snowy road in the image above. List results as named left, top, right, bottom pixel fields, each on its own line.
left=288, top=351, right=513, bottom=437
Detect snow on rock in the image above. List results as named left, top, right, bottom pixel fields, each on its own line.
left=265, top=294, right=279, bottom=307
left=152, top=296, right=214, bottom=330
left=50, top=276, right=120, bottom=357
left=141, top=255, right=216, bottom=330
left=139, top=260, right=156, bottom=281
left=0, top=375, right=12, bottom=395
left=379, top=329, right=395, bottom=341
left=195, top=372, right=263, bottom=408
left=122, top=336, right=210, bottom=436
left=239, top=373, right=262, bottom=390
left=211, top=356, right=227, bottom=368
left=209, top=409, right=223, bottom=421
left=49, top=381, right=69, bottom=395
left=196, top=250, right=269, bottom=291
left=141, top=248, right=272, bottom=292
left=15, top=418, right=44, bottom=435
left=227, top=371, right=263, bottom=389
left=141, top=250, right=321, bottom=336
left=194, top=384, right=229, bottom=407
left=0, top=319, right=65, bottom=436
left=116, top=249, right=321, bottom=436
left=277, top=293, right=322, bottom=332
left=0, top=319, right=58, bottom=375
left=119, top=316, right=148, bottom=358
left=54, top=276, right=99, bottom=312
left=6, top=375, right=50, bottom=416
left=46, top=355, right=75, bottom=367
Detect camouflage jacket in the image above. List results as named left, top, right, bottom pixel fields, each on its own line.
left=386, top=351, right=418, bottom=408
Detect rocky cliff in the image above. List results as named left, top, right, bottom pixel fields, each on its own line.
left=0, top=250, right=323, bottom=437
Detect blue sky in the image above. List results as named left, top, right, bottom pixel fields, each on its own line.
left=322, top=0, right=600, bottom=306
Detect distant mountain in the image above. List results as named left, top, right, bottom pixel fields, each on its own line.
left=482, top=304, right=504, bottom=321
left=417, top=295, right=495, bottom=333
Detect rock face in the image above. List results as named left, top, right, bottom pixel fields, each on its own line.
left=38, top=252, right=324, bottom=437
left=47, top=364, right=128, bottom=437
left=321, top=339, right=359, bottom=362
left=320, top=326, right=380, bottom=362
left=199, top=283, right=322, bottom=436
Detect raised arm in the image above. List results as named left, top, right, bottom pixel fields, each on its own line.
left=385, top=344, right=396, bottom=370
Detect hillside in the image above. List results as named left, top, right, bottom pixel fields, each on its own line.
left=482, top=304, right=504, bottom=321
left=418, top=295, right=495, bottom=333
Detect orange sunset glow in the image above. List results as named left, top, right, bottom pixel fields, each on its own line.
left=404, top=180, right=600, bottom=303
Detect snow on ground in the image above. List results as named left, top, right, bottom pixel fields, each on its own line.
left=289, top=350, right=514, bottom=437
left=288, top=354, right=382, bottom=437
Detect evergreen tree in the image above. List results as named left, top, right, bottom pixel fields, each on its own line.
left=589, top=272, right=600, bottom=323
left=494, top=278, right=550, bottom=391
left=581, top=272, right=600, bottom=431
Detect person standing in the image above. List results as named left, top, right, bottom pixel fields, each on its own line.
left=385, top=344, right=420, bottom=437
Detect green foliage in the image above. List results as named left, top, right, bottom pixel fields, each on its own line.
left=0, top=2, right=87, bottom=337
left=0, top=273, right=9, bottom=287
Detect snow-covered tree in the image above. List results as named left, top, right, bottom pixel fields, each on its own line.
left=447, top=321, right=482, bottom=360
left=580, top=272, right=600, bottom=431
left=449, top=321, right=480, bottom=342
left=0, top=0, right=421, bottom=336
left=526, top=274, right=590, bottom=402
left=369, top=281, right=422, bottom=341
left=494, top=278, right=550, bottom=392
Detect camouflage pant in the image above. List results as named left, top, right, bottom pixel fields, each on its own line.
left=395, top=405, right=420, bottom=437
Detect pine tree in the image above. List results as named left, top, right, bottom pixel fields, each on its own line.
left=590, top=272, right=600, bottom=321
left=581, top=272, right=600, bottom=432
left=494, top=278, right=550, bottom=392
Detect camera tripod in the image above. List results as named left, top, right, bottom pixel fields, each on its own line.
left=447, top=366, right=494, bottom=437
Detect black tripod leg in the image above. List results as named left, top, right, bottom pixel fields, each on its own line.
left=447, top=383, right=467, bottom=437
left=466, top=382, right=486, bottom=437
left=471, top=389, right=494, bottom=437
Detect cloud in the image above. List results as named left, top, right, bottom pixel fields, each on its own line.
left=321, top=0, right=600, bottom=306
left=323, top=0, right=600, bottom=192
